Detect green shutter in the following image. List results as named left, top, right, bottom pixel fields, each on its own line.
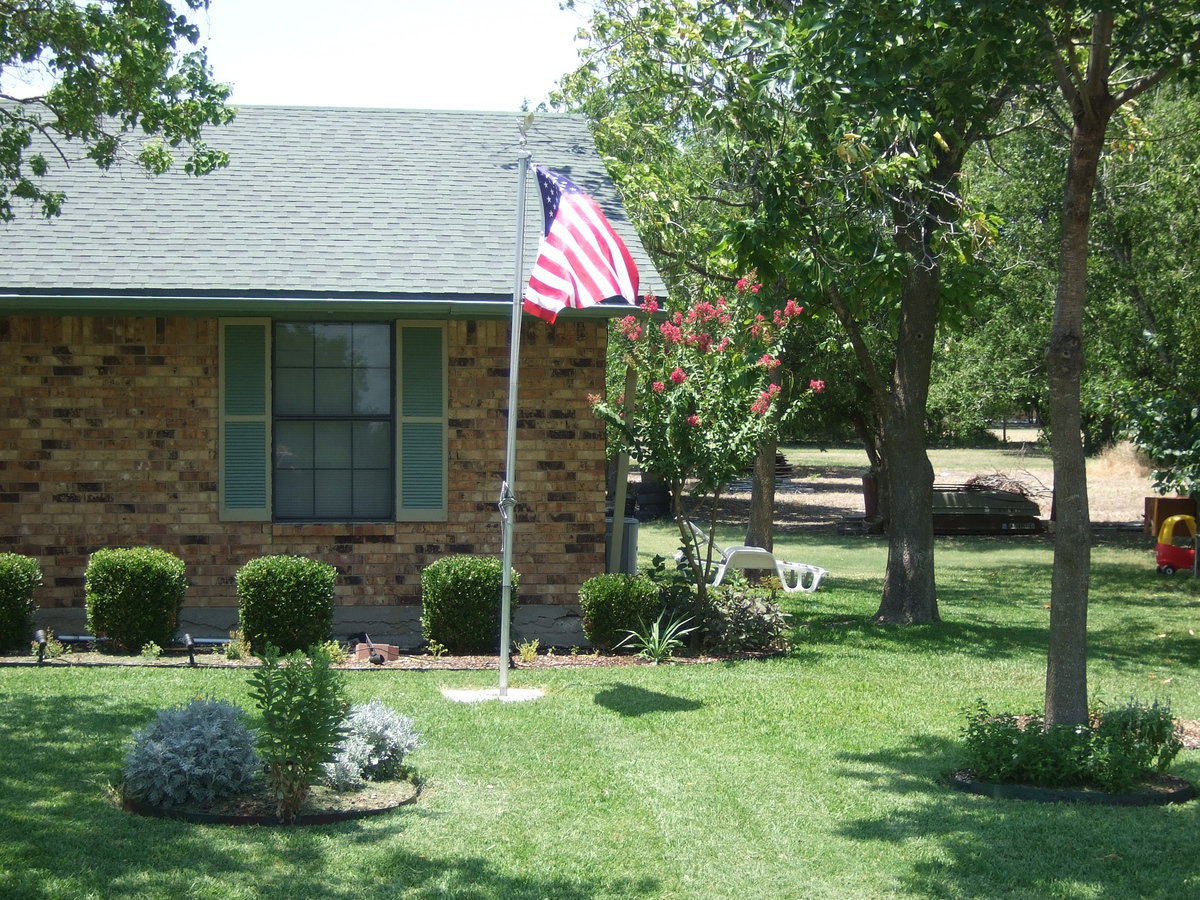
left=220, top=319, right=271, bottom=521
left=397, top=324, right=446, bottom=521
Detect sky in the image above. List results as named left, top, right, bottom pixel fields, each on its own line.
left=197, top=0, right=589, bottom=111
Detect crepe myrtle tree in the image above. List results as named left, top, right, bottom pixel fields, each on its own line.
left=592, top=277, right=824, bottom=609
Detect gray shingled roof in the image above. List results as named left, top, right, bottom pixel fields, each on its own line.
left=0, top=106, right=664, bottom=313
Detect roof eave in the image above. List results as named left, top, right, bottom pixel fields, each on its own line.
left=0, top=292, right=649, bottom=321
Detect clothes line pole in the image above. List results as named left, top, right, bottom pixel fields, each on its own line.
left=498, top=130, right=533, bottom=696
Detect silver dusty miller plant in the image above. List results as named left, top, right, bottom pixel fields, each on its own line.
left=123, top=698, right=261, bottom=807
left=323, top=700, right=422, bottom=791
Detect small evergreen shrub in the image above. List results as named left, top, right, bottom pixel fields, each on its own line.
left=123, top=698, right=261, bottom=807
left=0, top=553, right=41, bottom=653
left=961, top=698, right=1184, bottom=792
left=236, top=555, right=336, bottom=654
left=1088, top=699, right=1183, bottom=792
left=324, top=700, right=422, bottom=791
left=85, top=547, right=188, bottom=652
left=420, top=555, right=517, bottom=653
left=642, top=553, right=698, bottom=618
left=248, top=643, right=348, bottom=822
left=697, top=586, right=791, bottom=655
left=579, top=573, right=660, bottom=650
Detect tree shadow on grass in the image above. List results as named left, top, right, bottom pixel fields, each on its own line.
left=593, top=683, right=704, bottom=717
left=833, top=732, right=1200, bottom=899
left=0, top=686, right=663, bottom=899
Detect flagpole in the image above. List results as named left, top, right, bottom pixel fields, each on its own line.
left=499, top=122, right=533, bottom=696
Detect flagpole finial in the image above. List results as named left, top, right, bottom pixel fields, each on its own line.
left=518, top=112, right=535, bottom=147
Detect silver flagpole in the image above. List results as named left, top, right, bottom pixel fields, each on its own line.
left=499, top=117, right=534, bottom=695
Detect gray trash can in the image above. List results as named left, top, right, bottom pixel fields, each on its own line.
left=604, top=516, right=639, bottom=575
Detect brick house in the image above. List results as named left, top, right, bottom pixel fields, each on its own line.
left=0, top=107, right=663, bottom=646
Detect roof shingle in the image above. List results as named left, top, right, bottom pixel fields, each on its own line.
left=0, top=106, right=664, bottom=304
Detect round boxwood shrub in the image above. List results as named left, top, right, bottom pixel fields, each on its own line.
left=85, top=547, right=188, bottom=652
left=236, top=555, right=337, bottom=654
left=0, top=553, right=41, bottom=653
left=420, top=555, right=517, bottom=653
left=579, top=573, right=660, bottom=650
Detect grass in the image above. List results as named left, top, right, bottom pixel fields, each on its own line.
left=2, top=527, right=1199, bottom=898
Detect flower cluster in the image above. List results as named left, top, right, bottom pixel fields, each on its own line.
left=594, top=276, right=826, bottom=498
left=751, top=383, right=782, bottom=416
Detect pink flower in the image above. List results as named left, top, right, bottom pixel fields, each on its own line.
left=618, top=315, right=642, bottom=341
left=687, top=414, right=701, bottom=427
left=670, top=367, right=687, bottom=385
left=659, top=320, right=683, bottom=343
left=759, top=354, right=780, bottom=370
left=753, top=383, right=782, bottom=414
left=641, top=295, right=660, bottom=314
left=809, top=379, right=825, bottom=393
left=736, top=277, right=749, bottom=292
left=652, top=381, right=666, bottom=393
left=784, top=299, right=804, bottom=317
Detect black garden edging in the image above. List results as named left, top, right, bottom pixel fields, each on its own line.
left=950, top=771, right=1196, bottom=806
left=122, top=780, right=422, bottom=826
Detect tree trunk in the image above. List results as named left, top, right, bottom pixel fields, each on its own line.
left=873, top=252, right=941, bottom=624
left=746, top=437, right=777, bottom=550
left=1044, top=113, right=1108, bottom=726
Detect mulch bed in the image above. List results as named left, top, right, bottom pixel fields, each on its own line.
left=5, top=647, right=722, bottom=670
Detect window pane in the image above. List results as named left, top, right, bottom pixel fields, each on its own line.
left=314, top=324, right=353, bottom=366
left=353, top=469, right=391, bottom=518
left=275, top=421, right=313, bottom=470
left=314, top=422, right=352, bottom=468
left=355, top=367, right=391, bottom=415
left=276, top=470, right=314, bottom=518
left=275, top=324, right=314, bottom=367
left=314, top=368, right=352, bottom=414
left=275, top=368, right=314, bottom=415
left=315, top=469, right=353, bottom=518
left=354, top=421, right=392, bottom=468
left=353, top=323, right=391, bottom=367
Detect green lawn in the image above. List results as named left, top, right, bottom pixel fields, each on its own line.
left=2, top=529, right=1198, bottom=899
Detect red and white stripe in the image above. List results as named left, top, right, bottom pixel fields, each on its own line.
left=524, top=172, right=639, bottom=323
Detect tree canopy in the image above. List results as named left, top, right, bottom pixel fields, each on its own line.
left=0, top=0, right=233, bottom=221
left=562, top=0, right=1048, bottom=623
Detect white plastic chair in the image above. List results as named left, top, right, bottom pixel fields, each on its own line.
left=678, top=520, right=827, bottom=593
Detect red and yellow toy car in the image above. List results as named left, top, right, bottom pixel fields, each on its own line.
left=1155, top=514, right=1196, bottom=575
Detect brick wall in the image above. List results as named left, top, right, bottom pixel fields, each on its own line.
left=0, top=315, right=609, bottom=614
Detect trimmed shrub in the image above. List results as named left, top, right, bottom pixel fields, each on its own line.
left=236, top=555, right=336, bottom=654
left=123, top=698, right=261, bottom=808
left=0, top=553, right=41, bottom=653
left=85, top=547, right=188, bottom=652
left=420, top=555, right=517, bottom=653
left=697, top=586, right=791, bottom=655
left=324, top=700, right=422, bottom=791
left=579, top=573, right=660, bottom=650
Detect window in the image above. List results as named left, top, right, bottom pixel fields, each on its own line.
left=219, top=319, right=446, bottom=523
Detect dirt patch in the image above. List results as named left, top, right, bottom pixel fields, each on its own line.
left=682, top=440, right=1156, bottom=532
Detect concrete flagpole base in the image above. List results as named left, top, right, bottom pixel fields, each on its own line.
left=441, top=687, right=545, bottom=704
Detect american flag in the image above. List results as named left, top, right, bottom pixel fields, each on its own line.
left=524, top=165, right=639, bottom=324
